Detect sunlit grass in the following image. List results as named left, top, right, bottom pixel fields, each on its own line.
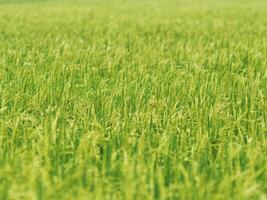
left=0, top=0, right=266, bottom=199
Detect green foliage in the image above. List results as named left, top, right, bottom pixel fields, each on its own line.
left=0, top=0, right=266, bottom=199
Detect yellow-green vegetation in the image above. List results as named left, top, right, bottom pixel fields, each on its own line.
left=0, top=0, right=267, bottom=199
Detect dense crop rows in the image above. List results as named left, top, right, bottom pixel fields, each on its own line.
left=0, top=0, right=267, bottom=199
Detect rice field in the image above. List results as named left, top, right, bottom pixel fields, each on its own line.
left=0, top=0, right=267, bottom=199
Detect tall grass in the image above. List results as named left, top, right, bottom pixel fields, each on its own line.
left=0, top=0, right=266, bottom=199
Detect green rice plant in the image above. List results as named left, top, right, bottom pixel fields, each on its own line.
left=0, top=0, right=266, bottom=199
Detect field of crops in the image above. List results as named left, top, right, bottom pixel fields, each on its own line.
left=0, top=0, right=267, bottom=199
